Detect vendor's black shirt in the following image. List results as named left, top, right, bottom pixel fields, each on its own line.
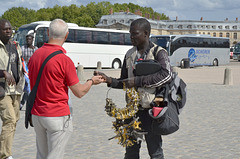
left=5, top=42, right=19, bottom=84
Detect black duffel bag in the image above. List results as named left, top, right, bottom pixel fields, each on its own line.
left=148, top=72, right=186, bottom=135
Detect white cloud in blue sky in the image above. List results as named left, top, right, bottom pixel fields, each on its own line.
left=0, top=0, right=239, bottom=21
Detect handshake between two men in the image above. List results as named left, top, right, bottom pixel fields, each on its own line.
left=94, top=71, right=135, bottom=88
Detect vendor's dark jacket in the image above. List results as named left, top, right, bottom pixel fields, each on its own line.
left=110, top=42, right=172, bottom=89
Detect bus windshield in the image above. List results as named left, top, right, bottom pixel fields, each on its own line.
left=233, top=43, right=240, bottom=53
left=233, top=43, right=240, bottom=61
left=14, top=24, right=38, bottom=46
left=150, top=36, right=170, bottom=50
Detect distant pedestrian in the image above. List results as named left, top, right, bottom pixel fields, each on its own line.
left=20, top=33, right=38, bottom=110
left=21, top=33, right=38, bottom=65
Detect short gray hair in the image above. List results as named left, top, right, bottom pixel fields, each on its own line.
left=49, top=19, right=68, bottom=39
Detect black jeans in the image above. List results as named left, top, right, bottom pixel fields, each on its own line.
left=20, top=92, right=28, bottom=105
left=124, top=109, right=164, bottom=159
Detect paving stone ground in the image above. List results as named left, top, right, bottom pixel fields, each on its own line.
left=4, top=63, right=240, bottom=159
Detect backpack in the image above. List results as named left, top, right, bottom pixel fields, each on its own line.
left=149, top=72, right=187, bottom=135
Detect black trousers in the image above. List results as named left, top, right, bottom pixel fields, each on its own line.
left=124, top=109, right=164, bottom=159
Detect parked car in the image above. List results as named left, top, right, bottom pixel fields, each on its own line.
left=230, top=46, right=233, bottom=59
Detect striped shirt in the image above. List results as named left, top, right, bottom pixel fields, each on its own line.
left=21, top=45, right=38, bottom=65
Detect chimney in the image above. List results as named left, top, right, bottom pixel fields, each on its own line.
left=152, top=15, right=155, bottom=20
left=176, top=16, right=178, bottom=21
left=236, top=17, right=238, bottom=21
left=200, top=17, right=203, bottom=21
left=226, top=18, right=228, bottom=21
left=109, top=8, right=113, bottom=15
left=134, top=10, right=137, bottom=15
left=136, top=9, right=142, bottom=16
left=145, top=13, right=150, bottom=19
left=157, top=16, right=160, bottom=21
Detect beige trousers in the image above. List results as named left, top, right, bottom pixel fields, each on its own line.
left=0, top=95, right=20, bottom=159
left=32, top=114, right=73, bottom=159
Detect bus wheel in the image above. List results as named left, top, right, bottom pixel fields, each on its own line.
left=112, top=59, right=121, bottom=69
left=213, top=59, right=218, bottom=66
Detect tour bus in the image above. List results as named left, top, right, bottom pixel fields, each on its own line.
left=233, top=42, right=240, bottom=61
left=150, top=34, right=230, bottom=67
left=14, top=21, right=132, bottom=69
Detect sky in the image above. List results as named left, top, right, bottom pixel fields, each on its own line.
left=0, top=0, right=240, bottom=21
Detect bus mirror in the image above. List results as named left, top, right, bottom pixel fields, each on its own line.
left=28, top=30, right=34, bottom=35
left=166, top=41, right=169, bottom=47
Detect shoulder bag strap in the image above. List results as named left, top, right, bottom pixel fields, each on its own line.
left=152, top=45, right=159, bottom=59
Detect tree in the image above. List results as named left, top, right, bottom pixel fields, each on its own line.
left=35, top=7, right=56, bottom=21
left=85, top=2, right=104, bottom=25
left=1, top=2, right=169, bottom=29
left=50, top=5, right=63, bottom=20
left=76, top=14, right=95, bottom=27
left=1, top=7, right=37, bottom=28
left=62, top=4, right=81, bottom=23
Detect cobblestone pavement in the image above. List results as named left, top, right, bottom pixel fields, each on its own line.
left=6, top=64, right=240, bottom=158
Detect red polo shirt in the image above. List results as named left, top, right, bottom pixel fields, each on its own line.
left=28, top=43, right=79, bottom=117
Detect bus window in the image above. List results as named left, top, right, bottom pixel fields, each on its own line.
left=92, top=31, right=109, bottom=44
left=154, top=37, right=170, bottom=49
left=66, top=29, right=75, bottom=42
left=35, top=27, right=48, bottom=48
left=202, top=38, right=210, bottom=47
left=119, top=33, right=124, bottom=45
left=76, top=30, right=92, bottom=43
left=109, top=32, right=124, bottom=45
left=15, top=29, right=29, bottom=46
left=124, top=34, right=131, bottom=45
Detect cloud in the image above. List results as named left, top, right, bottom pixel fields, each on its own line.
left=0, top=0, right=239, bottom=21
left=145, top=0, right=240, bottom=20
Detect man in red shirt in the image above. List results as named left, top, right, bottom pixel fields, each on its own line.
left=28, top=19, right=103, bottom=159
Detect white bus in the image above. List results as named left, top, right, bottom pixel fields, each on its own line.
left=14, top=21, right=132, bottom=68
left=150, top=34, right=230, bottom=67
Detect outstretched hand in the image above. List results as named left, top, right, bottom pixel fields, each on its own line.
left=91, top=75, right=104, bottom=85
left=94, top=71, right=112, bottom=84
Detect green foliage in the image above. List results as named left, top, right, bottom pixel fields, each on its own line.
left=1, top=7, right=37, bottom=28
left=76, top=14, right=95, bottom=27
left=1, top=1, right=169, bottom=29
